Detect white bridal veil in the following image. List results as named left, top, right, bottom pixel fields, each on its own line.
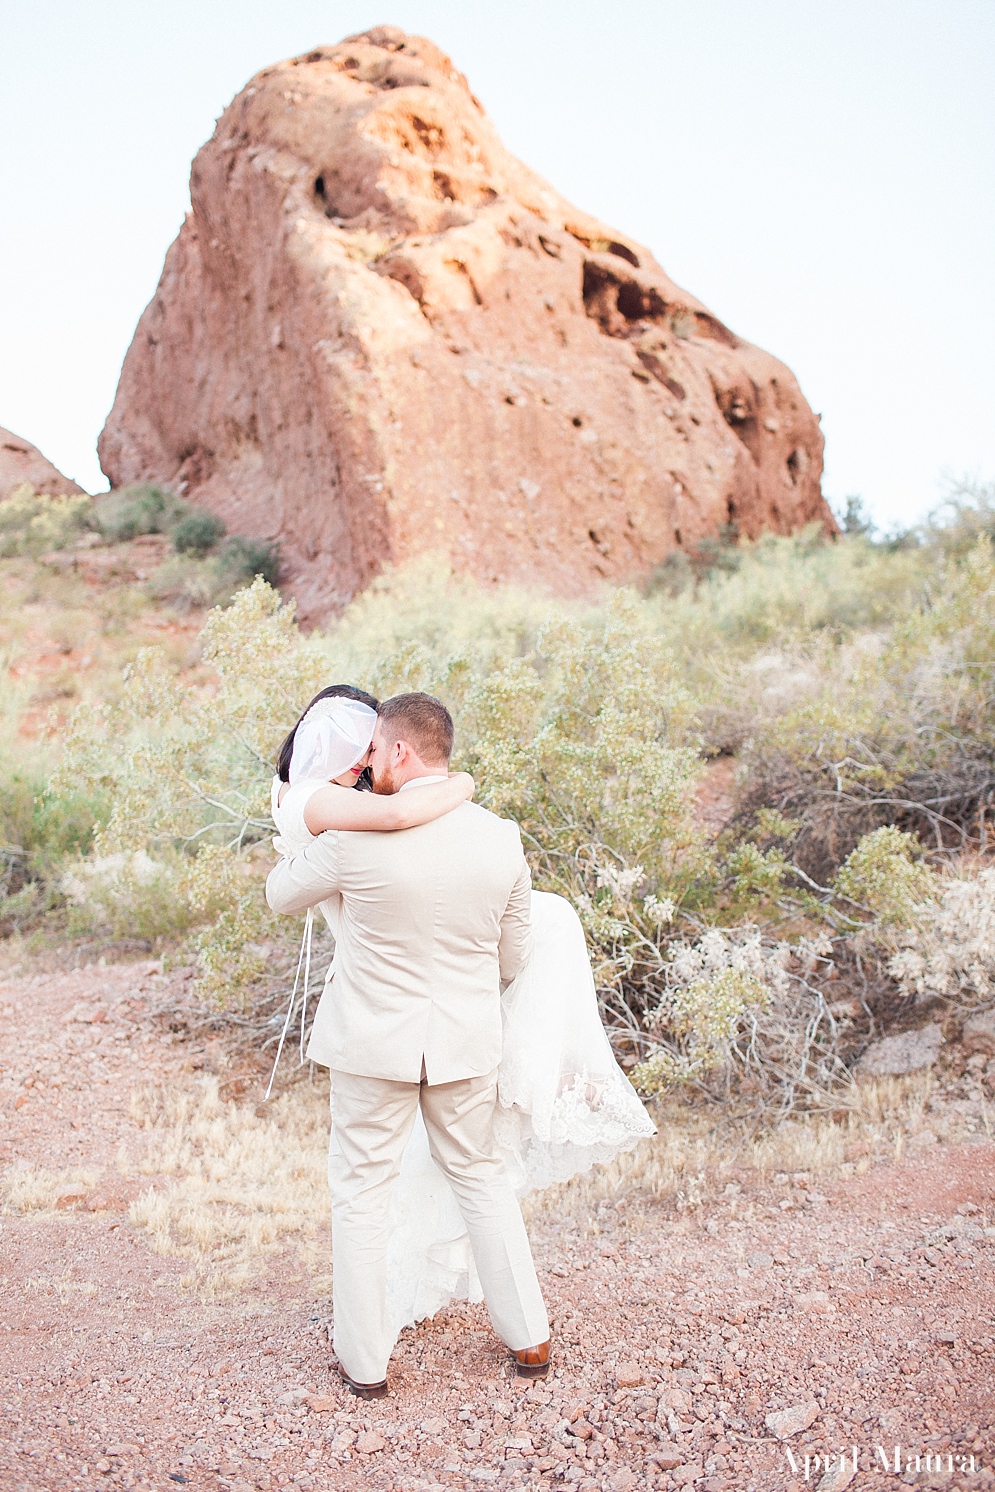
left=288, top=696, right=377, bottom=785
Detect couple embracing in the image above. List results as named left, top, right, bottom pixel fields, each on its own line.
left=266, top=686, right=654, bottom=1399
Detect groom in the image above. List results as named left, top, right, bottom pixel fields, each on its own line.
left=265, top=691, right=551, bottom=1397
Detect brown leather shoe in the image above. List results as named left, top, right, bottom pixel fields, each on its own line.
left=336, top=1363, right=389, bottom=1399
left=512, top=1340, right=551, bottom=1378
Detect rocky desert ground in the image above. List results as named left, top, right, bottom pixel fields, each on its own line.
left=2, top=953, right=992, bottom=1492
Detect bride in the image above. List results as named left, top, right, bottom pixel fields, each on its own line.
left=270, top=684, right=655, bottom=1341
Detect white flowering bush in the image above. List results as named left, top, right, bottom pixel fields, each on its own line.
left=632, top=928, right=790, bottom=1092
left=885, top=868, right=995, bottom=1007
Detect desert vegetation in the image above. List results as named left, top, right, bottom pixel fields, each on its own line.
left=3, top=481, right=995, bottom=1129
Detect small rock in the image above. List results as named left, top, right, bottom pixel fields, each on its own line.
left=55, top=1187, right=88, bottom=1210
left=909, top=1129, right=937, bottom=1147
left=68, top=1003, right=108, bottom=1024
left=857, top=1023, right=943, bottom=1077
left=616, top=1361, right=644, bottom=1387
left=793, top=1291, right=834, bottom=1314
left=747, top=1252, right=774, bottom=1270
left=354, top=1431, right=385, bottom=1455
left=94, top=1459, right=112, bottom=1474
left=276, top=1388, right=310, bottom=1406
left=305, top=1394, right=337, bottom=1413
left=817, top=1456, right=857, bottom=1491
left=608, top=1470, right=639, bottom=1491
left=962, top=1008, right=995, bottom=1057
left=672, top=1464, right=703, bottom=1486
left=421, top=1416, right=447, bottom=1435
left=765, top=1400, right=820, bottom=1439
left=652, top=1444, right=684, bottom=1469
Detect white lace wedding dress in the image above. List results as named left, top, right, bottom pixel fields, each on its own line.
left=271, top=779, right=655, bottom=1340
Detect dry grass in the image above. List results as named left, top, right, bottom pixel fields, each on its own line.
left=117, top=1066, right=971, bottom=1297
left=527, top=1071, right=946, bottom=1227
left=128, top=1076, right=331, bottom=1298
left=2, top=1163, right=100, bottom=1213
left=24, top=1270, right=99, bottom=1303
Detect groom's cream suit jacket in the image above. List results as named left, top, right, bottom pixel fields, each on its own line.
left=265, top=782, right=533, bottom=1085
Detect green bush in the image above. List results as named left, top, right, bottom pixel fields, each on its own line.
left=93, top=483, right=188, bottom=542
left=216, top=536, right=280, bottom=588
left=172, top=510, right=226, bottom=556
left=147, top=536, right=281, bottom=612
left=0, top=766, right=107, bottom=934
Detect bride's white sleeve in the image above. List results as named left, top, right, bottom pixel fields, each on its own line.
left=496, top=889, right=656, bottom=1192
left=270, top=777, right=340, bottom=935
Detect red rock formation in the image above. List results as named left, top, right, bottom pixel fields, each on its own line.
left=99, top=26, right=832, bottom=624
left=1, top=427, right=85, bottom=501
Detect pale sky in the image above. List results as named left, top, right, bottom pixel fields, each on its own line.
left=1, top=1, right=992, bottom=529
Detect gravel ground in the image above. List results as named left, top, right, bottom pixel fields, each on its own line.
left=1, top=958, right=993, bottom=1492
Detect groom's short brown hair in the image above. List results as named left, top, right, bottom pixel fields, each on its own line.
left=377, top=692, right=454, bottom=764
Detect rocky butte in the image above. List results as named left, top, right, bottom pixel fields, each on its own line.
left=1, top=428, right=85, bottom=501
left=99, top=25, right=833, bottom=624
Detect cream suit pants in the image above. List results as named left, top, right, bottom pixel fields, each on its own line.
left=328, top=1067, right=549, bottom=1385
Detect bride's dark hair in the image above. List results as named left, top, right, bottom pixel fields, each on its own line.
left=276, top=684, right=379, bottom=784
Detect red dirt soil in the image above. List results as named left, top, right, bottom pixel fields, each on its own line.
left=1, top=958, right=993, bottom=1492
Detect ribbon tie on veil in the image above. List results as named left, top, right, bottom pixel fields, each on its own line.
left=264, top=696, right=377, bottom=1100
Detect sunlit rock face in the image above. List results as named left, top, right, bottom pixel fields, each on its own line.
left=99, top=25, right=831, bottom=623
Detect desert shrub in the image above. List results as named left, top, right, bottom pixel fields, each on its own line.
left=322, top=552, right=557, bottom=679
left=833, top=826, right=939, bottom=926
left=0, top=484, right=95, bottom=557
left=52, top=579, right=711, bottom=1021
left=94, top=483, right=188, bottom=542
left=0, top=763, right=106, bottom=933
left=60, top=848, right=193, bottom=943
left=632, top=927, right=788, bottom=1091
left=147, top=536, right=280, bottom=611
left=50, top=581, right=330, bottom=999
left=31, top=496, right=995, bottom=1107
left=215, top=535, right=280, bottom=588
left=172, top=510, right=226, bottom=555
left=146, top=554, right=231, bottom=611
left=646, top=525, right=930, bottom=658
left=886, top=867, right=995, bottom=1008
left=733, top=536, right=995, bottom=879
left=925, top=477, right=995, bottom=562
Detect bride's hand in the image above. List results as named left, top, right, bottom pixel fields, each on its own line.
left=449, top=771, right=475, bottom=801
